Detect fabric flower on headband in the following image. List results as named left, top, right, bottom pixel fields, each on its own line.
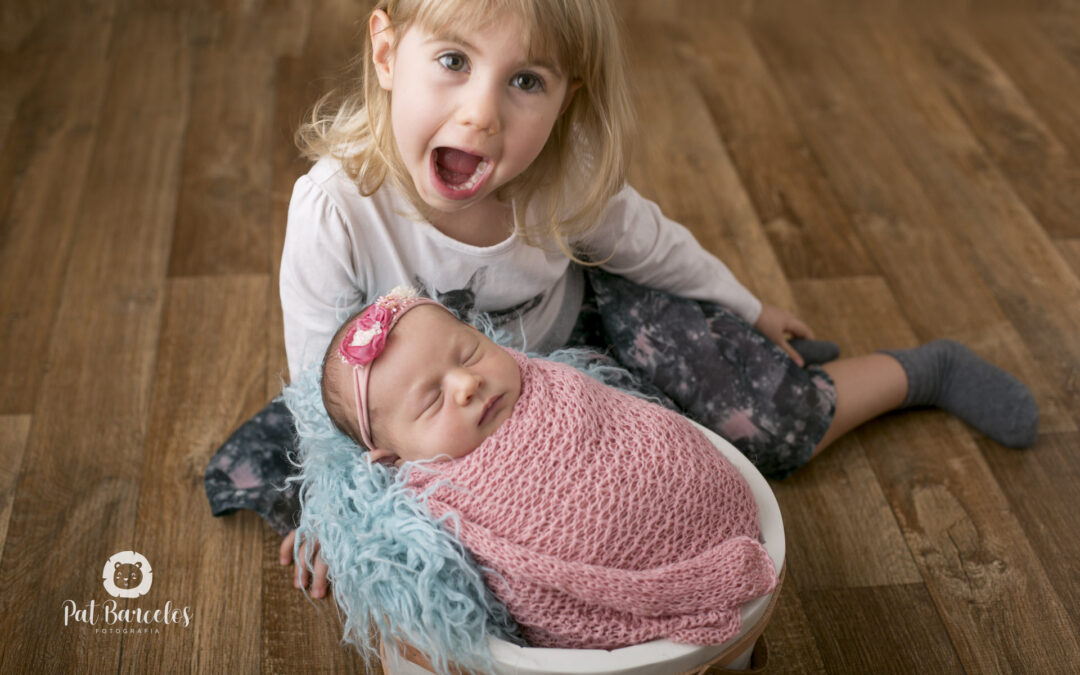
left=339, top=286, right=424, bottom=366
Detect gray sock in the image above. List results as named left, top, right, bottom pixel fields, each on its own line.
left=789, top=338, right=841, bottom=366
left=884, top=339, right=1038, bottom=448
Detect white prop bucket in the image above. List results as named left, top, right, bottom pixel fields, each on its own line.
left=383, top=422, right=785, bottom=674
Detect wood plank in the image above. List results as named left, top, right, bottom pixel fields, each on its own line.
left=626, top=62, right=784, bottom=307
left=795, top=276, right=1080, bottom=672
left=618, top=13, right=815, bottom=311
left=263, top=2, right=374, bottom=671
left=0, top=9, right=189, bottom=672
left=971, top=12, right=1080, bottom=167
left=770, top=432, right=923, bottom=590
left=801, top=585, right=963, bottom=674
left=262, top=532, right=371, bottom=674
left=1033, top=9, right=1080, bottom=74
left=745, top=0, right=971, bottom=22
left=912, top=21, right=1080, bottom=239
left=854, top=18, right=1080, bottom=429
left=0, top=415, right=31, bottom=568
left=628, top=11, right=827, bottom=309
left=979, top=432, right=1080, bottom=630
left=680, top=12, right=877, bottom=281
left=168, top=0, right=308, bottom=277
left=749, top=16, right=1076, bottom=433
left=0, top=1, right=48, bottom=52
left=267, top=0, right=369, bottom=389
left=1058, top=239, right=1080, bottom=279
left=0, top=6, right=115, bottom=414
left=166, top=46, right=274, bottom=276
left=0, top=51, right=43, bottom=170
left=118, top=276, right=268, bottom=671
left=761, top=570, right=826, bottom=674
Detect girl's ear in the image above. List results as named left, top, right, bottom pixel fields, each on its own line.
left=370, top=9, right=396, bottom=90
left=560, top=79, right=583, bottom=115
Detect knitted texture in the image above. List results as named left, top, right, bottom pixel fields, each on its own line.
left=408, top=351, right=778, bottom=649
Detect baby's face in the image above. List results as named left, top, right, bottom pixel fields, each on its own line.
left=367, top=305, right=521, bottom=463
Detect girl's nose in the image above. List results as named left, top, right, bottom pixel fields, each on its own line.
left=457, top=80, right=501, bottom=135
left=448, top=369, right=482, bottom=406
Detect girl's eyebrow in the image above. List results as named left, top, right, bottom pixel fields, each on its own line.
left=427, top=29, right=477, bottom=52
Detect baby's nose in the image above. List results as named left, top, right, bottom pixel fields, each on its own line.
left=450, top=369, right=482, bottom=405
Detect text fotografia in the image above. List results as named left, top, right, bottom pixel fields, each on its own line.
left=63, top=599, right=192, bottom=628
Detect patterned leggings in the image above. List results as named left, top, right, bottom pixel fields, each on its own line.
left=204, top=269, right=836, bottom=535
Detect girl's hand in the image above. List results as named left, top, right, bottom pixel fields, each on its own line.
left=279, top=529, right=330, bottom=599
left=754, top=305, right=814, bottom=368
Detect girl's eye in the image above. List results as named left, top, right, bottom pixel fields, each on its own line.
left=438, top=52, right=468, bottom=72
left=463, top=344, right=480, bottom=365
left=511, top=72, right=544, bottom=92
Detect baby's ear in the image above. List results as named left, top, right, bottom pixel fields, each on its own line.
left=367, top=448, right=398, bottom=465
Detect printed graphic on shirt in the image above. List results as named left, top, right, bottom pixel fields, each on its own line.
left=415, top=267, right=543, bottom=327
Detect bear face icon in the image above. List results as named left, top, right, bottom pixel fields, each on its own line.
left=114, top=561, right=143, bottom=589
left=102, top=551, right=153, bottom=598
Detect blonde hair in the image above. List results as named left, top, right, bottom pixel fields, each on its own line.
left=297, top=0, right=634, bottom=258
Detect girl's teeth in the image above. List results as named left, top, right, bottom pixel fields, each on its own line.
left=448, top=160, right=487, bottom=191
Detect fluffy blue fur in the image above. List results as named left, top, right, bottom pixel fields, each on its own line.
left=283, top=316, right=647, bottom=674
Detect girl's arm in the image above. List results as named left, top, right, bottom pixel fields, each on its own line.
left=280, top=174, right=367, bottom=382
left=582, top=185, right=763, bottom=323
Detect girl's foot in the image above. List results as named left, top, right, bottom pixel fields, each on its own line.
left=885, top=340, right=1038, bottom=448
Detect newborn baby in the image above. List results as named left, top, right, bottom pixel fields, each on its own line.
left=321, top=287, right=777, bottom=650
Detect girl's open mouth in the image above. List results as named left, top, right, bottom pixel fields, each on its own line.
left=430, top=147, right=492, bottom=200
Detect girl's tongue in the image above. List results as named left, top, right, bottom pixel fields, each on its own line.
left=435, top=147, right=484, bottom=187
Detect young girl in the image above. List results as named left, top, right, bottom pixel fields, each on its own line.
left=203, top=0, right=1039, bottom=598
left=320, top=288, right=778, bottom=650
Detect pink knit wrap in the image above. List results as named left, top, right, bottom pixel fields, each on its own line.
left=407, top=351, right=777, bottom=649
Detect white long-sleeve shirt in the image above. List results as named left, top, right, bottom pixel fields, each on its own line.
left=280, top=157, right=761, bottom=381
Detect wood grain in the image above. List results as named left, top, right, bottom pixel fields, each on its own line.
left=1059, top=239, right=1080, bottom=279
left=267, top=0, right=366, bottom=390
left=752, top=16, right=1076, bottom=433
left=683, top=14, right=877, bottom=281
left=625, top=65, right=752, bottom=289
left=796, top=276, right=1080, bottom=672
left=166, top=45, right=274, bottom=276
left=979, top=432, right=1080, bottom=630
left=971, top=12, right=1080, bottom=168
left=0, top=415, right=31, bottom=568
left=913, top=21, right=1080, bottom=240
left=262, top=2, right=374, bottom=672
left=0, top=8, right=189, bottom=671
left=855, top=19, right=1080, bottom=429
left=801, top=585, right=963, bottom=674
left=760, top=569, right=826, bottom=675
left=119, top=275, right=268, bottom=671
left=770, top=437, right=922, bottom=591
left=0, top=2, right=114, bottom=413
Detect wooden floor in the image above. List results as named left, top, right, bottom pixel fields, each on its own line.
left=2, top=0, right=1078, bottom=672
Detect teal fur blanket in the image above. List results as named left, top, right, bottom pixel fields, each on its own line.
left=283, top=328, right=645, bottom=673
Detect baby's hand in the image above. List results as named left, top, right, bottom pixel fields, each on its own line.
left=279, top=529, right=330, bottom=599
left=753, top=305, right=814, bottom=367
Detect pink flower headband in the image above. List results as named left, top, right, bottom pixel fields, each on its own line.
left=339, top=286, right=441, bottom=455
